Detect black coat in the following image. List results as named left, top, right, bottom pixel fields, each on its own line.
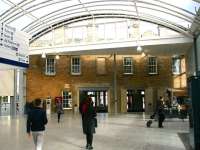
left=81, top=104, right=97, bottom=135
left=27, top=107, right=48, bottom=133
left=158, top=108, right=165, bottom=122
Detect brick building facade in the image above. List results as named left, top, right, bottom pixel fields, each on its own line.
left=27, top=53, right=186, bottom=113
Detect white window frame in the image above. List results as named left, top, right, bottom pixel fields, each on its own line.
left=45, top=57, right=56, bottom=75
left=148, top=56, right=158, bottom=75
left=62, top=91, right=72, bottom=109
left=123, top=57, right=133, bottom=74
left=71, top=56, right=81, bottom=75
left=172, top=57, right=181, bottom=75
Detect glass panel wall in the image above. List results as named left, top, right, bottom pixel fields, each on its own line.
left=30, top=18, right=181, bottom=47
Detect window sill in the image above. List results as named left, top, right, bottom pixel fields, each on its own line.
left=123, top=73, right=133, bottom=75
left=148, top=73, right=158, bottom=75
left=71, top=73, right=81, bottom=75
left=63, top=108, right=72, bottom=110
left=45, top=73, right=56, bottom=76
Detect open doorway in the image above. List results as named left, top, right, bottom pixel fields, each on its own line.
left=79, top=88, right=108, bottom=113
left=127, top=89, right=145, bottom=112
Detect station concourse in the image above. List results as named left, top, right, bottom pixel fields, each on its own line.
left=1, top=0, right=200, bottom=150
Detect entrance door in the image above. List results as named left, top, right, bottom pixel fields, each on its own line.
left=127, top=90, right=145, bottom=112
left=0, top=96, right=10, bottom=116
left=79, top=89, right=108, bottom=113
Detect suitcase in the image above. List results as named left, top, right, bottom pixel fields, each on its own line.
left=146, top=120, right=153, bottom=127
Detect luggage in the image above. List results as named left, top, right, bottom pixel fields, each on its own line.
left=146, top=120, right=153, bottom=127
left=150, top=112, right=156, bottom=119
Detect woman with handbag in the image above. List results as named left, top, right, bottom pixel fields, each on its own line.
left=56, top=99, right=63, bottom=123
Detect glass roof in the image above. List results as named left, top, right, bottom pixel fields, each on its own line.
left=0, top=0, right=200, bottom=39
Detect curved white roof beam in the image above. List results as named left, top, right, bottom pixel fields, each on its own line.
left=26, top=7, right=193, bottom=38
left=2, top=0, right=199, bottom=22
left=23, top=4, right=200, bottom=32
left=30, top=13, right=192, bottom=43
left=4, top=0, right=199, bottom=28
left=24, top=3, right=199, bottom=33
left=0, top=0, right=199, bottom=38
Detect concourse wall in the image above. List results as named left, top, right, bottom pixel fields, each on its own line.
left=27, top=53, right=186, bottom=113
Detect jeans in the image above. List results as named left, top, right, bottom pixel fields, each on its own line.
left=58, top=112, right=61, bottom=123
left=32, top=131, right=44, bottom=150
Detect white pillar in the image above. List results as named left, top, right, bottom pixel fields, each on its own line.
left=14, top=69, right=26, bottom=115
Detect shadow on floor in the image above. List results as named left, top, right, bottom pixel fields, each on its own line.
left=178, top=132, right=193, bottom=150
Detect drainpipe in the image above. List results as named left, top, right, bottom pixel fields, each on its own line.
left=113, top=53, right=117, bottom=114
left=194, top=37, right=199, bottom=76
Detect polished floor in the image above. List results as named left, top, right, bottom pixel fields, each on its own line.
left=0, top=113, right=190, bottom=150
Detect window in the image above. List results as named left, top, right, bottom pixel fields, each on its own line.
left=0, top=96, right=8, bottom=103
left=148, top=57, right=157, bottom=74
left=64, top=27, right=73, bottom=44
left=71, top=56, right=81, bottom=75
left=45, top=58, right=56, bottom=75
left=96, top=57, right=106, bottom=75
left=97, top=24, right=105, bottom=41
left=181, top=58, right=186, bottom=73
left=105, top=23, right=115, bottom=40
left=73, top=27, right=84, bottom=43
left=62, top=91, right=72, bottom=109
left=172, top=57, right=181, bottom=75
left=123, top=57, right=133, bottom=74
left=116, top=22, right=127, bottom=40
left=54, top=27, right=64, bottom=45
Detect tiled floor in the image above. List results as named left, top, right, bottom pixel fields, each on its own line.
left=0, top=113, right=189, bottom=150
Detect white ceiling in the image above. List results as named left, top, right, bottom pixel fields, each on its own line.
left=1, top=0, right=200, bottom=39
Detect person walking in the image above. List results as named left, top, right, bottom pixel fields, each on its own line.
left=80, top=95, right=97, bottom=150
left=158, top=106, right=165, bottom=128
left=27, top=98, right=48, bottom=150
left=56, top=99, right=63, bottom=123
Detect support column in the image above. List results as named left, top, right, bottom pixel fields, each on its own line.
left=113, top=53, right=117, bottom=114
left=14, top=69, right=25, bottom=115
left=193, top=37, right=199, bottom=75
left=19, top=69, right=25, bottom=115
left=13, top=69, right=17, bottom=116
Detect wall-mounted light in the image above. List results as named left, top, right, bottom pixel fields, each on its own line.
left=55, top=54, right=60, bottom=60
left=141, top=52, right=146, bottom=57
left=41, top=52, right=46, bottom=58
left=137, top=45, right=142, bottom=52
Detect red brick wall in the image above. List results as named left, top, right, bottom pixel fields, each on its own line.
left=27, top=54, right=173, bottom=106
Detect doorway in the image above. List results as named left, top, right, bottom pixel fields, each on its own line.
left=127, top=89, right=145, bottom=112
left=0, top=96, right=11, bottom=116
left=79, top=88, right=108, bottom=113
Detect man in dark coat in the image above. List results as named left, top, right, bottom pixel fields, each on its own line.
left=80, top=95, right=97, bottom=150
left=27, top=98, right=48, bottom=150
left=158, top=106, right=165, bottom=128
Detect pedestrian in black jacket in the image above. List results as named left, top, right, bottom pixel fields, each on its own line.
left=27, top=98, right=48, bottom=150
left=158, top=106, right=165, bottom=128
left=80, top=95, right=97, bottom=150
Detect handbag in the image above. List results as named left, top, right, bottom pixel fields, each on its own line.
left=93, top=117, right=97, bottom=128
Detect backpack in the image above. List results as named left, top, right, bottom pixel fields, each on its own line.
left=81, top=103, right=88, bottom=114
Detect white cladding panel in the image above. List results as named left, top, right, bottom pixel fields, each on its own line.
left=0, top=70, right=14, bottom=96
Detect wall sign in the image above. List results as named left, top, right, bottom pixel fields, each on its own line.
left=0, top=23, right=30, bottom=68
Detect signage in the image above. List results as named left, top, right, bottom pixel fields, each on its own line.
left=0, top=23, right=30, bottom=68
